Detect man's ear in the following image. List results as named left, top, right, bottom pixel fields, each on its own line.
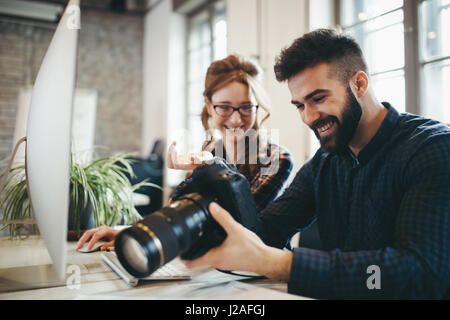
left=349, top=71, right=369, bottom=98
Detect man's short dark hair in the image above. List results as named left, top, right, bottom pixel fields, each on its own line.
left=274, top=29, right=368, bottom=84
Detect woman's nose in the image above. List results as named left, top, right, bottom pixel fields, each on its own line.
left=228, top=109, right=243, bottom=125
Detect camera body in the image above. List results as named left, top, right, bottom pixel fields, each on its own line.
left=172, top=158, right=259, bottom=260
left=114, top=157, right=259, bottom=278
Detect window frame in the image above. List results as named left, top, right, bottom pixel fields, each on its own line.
left=335, top=0, right=449, bottom=121
left=185, top=0, right=226, bottom=153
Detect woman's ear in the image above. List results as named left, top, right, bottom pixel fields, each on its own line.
left=204, top=96, right=213, bottom=115
left=349, top=71, right=369, bottom=98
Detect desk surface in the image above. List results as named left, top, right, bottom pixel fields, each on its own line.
left=0, top=236, right=308, bottom=300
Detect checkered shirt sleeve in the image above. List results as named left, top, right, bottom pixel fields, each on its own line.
left=286, top=136, right=450, bottom=299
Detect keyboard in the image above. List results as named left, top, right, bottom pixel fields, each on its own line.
left=101, top=251, right=191, bottom=287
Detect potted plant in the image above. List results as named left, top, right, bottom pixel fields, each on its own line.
left=0, top=152, right=162, bottom=239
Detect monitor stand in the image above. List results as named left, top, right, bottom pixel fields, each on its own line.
left=0, top=264, right=67, bottom=293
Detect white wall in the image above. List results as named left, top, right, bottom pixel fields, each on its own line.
left=309, top=0, right=335, bottom=30
left=143, top=0, right=315, bottom=200
left=13, top=87, right=97, bottom=164
left=142, top=0, right=186, bottom=202
left=142, top=0, right=170, bottom=157
left=308, top=0, right=336, bottom=155
left=227, top=0, right=310, bottom=176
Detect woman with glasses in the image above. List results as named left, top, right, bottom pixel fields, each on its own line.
left=77, top=54, right=293, bottom=252
left=169, top=54, right=293, bottom=212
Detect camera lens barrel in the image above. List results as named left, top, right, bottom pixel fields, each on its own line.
left=115, top=193, right=211, bottom=278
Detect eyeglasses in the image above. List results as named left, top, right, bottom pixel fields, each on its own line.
left=213, top=105, right=259, bottom=118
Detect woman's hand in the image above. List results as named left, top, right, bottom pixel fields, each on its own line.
left=167, top=141, right=213, bottom=171
left=182, top=203, right=294, bottom=281
left=76, top=226, right=119, bottom=251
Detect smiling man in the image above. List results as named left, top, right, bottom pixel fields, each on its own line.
left=184, top=29, right=450, bottom=299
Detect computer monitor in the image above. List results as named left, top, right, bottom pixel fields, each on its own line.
left=26, top=0, right=79, bottom=279
left=0, top=0, right=79, bottom=290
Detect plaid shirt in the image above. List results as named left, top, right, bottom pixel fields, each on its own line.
left=258, top=103, right=450, bottom=299
left=210, top=140, right=294, bottom=212
left=237, top=143, right=293, bottom=212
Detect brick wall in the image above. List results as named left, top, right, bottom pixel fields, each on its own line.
left=77, top=8, right=144, bottom=155
left=0, top=5, right=144, bottom=236
left=0, top=6, right=144, bottom=163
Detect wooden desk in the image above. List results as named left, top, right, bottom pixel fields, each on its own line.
left=0, top=236, right=308, bottom=300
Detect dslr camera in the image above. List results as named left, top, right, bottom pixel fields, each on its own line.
left=114, top=158, right=259, bottom=278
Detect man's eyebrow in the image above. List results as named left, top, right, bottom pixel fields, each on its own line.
left=290, top=89, right=330, bottom=106
left=304, top=89, right=330, bottom=101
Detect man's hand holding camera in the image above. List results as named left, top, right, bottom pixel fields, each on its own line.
left=77, top=157, right=293, bottom=282
left=183, top=202, right=294, bottom=282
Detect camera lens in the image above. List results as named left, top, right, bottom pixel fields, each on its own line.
left=120, top=234, right=148, bottom=275
left=115, top=193, right=212, bottom=278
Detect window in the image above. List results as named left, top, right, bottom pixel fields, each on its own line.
left=419, top=0, right=450, bottom=123
left=308, top=0, right=449, bottom=158
left=337, top=0, right=450, bottom=123
left=339, top=0, right=406, bottom=112
left=186, top=0, right=227, bottom=154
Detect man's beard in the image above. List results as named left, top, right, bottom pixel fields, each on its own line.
left=312, top=86, right=362, bottom=154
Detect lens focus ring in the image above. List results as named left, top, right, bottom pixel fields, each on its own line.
left=135, top=222, right=164, bottom=267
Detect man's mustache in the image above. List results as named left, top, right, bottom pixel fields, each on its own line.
left=310, top=116, right=339, bottom=133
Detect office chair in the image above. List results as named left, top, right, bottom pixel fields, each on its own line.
left=125, top=140, right=164, bottom=216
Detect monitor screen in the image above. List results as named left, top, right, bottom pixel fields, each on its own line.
left=25, top=0, right=80, bottom=279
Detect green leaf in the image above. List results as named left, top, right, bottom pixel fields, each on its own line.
left=1, top=149, right=160, bottom=238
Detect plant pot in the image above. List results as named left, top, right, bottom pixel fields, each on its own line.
left=68, top=193, right=95, bottom=233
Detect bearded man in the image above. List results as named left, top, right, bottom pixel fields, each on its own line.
left=184, top=29, right=450, bottom=299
